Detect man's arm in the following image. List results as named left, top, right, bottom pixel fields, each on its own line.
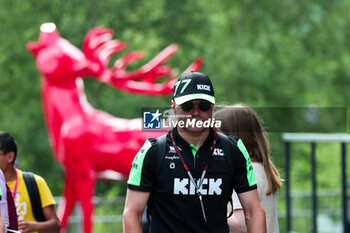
left=227, top=190, right=246, bottom=233
left=228, top=208, right=247, bottom=233
left=17, top=205, right=61, bottom=233
left=123, top=189, right=150, bottom=233
left=238, top=189, right=266, bottom=233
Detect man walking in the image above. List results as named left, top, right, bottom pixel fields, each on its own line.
left=123, top=72, right=266, bottom=233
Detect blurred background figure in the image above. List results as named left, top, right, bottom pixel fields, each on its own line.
left=0, top=169, right=9, bottom=231
left=0, top=214, right=4, bottom=233
left=0, top=169, right=6, bottom=233
left=0, top=132, right=60, bottom=233
left=214, top=104, right=282, bottom=233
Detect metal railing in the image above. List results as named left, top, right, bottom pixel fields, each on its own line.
left=282, top=133, right=350, bottom=233
left=54, top=196, right=125, bottom=233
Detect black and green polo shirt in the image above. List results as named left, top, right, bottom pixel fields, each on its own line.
left=128, top=127, right=257, bottom=233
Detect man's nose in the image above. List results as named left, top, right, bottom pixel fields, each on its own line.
left=191, top=104, right=201, bottom=116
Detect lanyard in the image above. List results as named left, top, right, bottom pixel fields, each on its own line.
left=170, top=130, right=217, bottom=222
left=12, top=168, right=19, bottom=200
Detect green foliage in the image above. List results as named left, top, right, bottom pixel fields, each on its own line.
left=1, top=0, right=350, bottom=231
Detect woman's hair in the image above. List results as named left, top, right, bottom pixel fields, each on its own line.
left=213, top=103, right=282, bottom=195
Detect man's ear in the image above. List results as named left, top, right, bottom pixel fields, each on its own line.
left=210, top=104, right=215, bottom=111
left=171, top=100, right=176, bottom=110
left=6, top=151, right=15, bottom=164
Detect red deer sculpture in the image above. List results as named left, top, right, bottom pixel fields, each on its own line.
left=26, top=22, right=202, bottom=233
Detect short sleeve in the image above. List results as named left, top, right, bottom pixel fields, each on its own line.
left=34, top=175, right=56, bottom=208
left=127, top=139, right=157, bottom=192
left=231, top=138, right=257, bottom=194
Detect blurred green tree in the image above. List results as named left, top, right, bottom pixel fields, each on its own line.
left=0, top=0, right=349, bottom=209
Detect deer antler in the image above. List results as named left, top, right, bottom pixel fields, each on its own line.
left=83, top=27, right=127, bottom=76
left=82, top=27, right=202, bottom=95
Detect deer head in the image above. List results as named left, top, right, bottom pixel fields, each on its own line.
left=27, top=23, right=88, bottom=84
left=27, top=22, right=203, bottom=94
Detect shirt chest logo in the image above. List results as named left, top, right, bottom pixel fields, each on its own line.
left=168, top=146, right=176, bottom=153
left=173, top=178, right=222, bottom=195
left=213, top=148, right=224, bottom=156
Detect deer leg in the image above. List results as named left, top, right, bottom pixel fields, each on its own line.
left=74, top=161, right=96, bottom=233
left=58, top=171, right=78, bottom=233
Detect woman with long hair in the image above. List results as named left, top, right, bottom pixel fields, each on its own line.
left=214, top=104, right=282, bottom=233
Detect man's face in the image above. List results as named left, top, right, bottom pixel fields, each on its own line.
left=172, top=99, right=214, bottom=133
left=0, top=150, right=10, bottom=172
left=0, top=149, right=15, bottom=173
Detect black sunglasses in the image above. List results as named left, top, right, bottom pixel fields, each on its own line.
left=180, top=100, right=212, bottom=112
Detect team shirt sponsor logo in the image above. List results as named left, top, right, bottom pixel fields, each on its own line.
left=168, top=146, right=176, bottom=153
left=165, top=155, right=179, bottom=160
left=213, top=148, right=224, bottom=156
left=174, top=178, right=222, bottom=195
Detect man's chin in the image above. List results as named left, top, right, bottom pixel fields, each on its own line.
left=182, top=125, right=208, bottom=133
left=176, top=118, right=211, bottom=132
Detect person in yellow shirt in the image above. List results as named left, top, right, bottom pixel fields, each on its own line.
left=0, top=132, right=60, bottom=233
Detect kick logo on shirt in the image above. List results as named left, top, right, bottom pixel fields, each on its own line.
left=173, top=178, right=222, bottom=195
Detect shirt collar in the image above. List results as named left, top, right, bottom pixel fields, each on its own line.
left=171, top=127, right=215, bottom=150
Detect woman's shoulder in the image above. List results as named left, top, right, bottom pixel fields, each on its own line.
left=251, top=162, right=268, bottom=188
left=251, top=162, right=265, bottom=173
